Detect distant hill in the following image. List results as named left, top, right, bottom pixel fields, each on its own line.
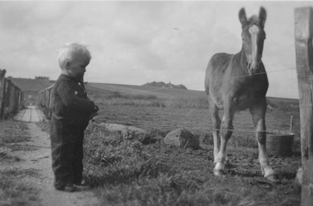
left=89, top=82, right=202, bottom=99
left=9, top=78, right=54, bottom=92
left=142, top=81, right=188, bottom=90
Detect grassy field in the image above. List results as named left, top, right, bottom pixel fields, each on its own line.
left=88, top=82, right=299, bottom=110
left=79, top=83, right=301, bottom=205
left=6, top=78, right=302, bottom=205
left=88, top=82, right=210, bottom=109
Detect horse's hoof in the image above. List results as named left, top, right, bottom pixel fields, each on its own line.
left=213, top=169, right=225, bottom=177
left=266, top=174, right=279, bottom=183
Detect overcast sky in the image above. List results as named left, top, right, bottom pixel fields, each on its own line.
left=1, top=1, right=312, bottom=99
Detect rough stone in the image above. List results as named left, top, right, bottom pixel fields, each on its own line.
left=164, top=128, right=200, bottom=149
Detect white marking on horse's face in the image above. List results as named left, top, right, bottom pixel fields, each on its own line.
left=249, top=24, right=259, bottom=35
left=248, top=25, right=260, bottom=74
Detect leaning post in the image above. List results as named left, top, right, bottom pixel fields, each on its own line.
left=0, top=69, right=6, bottom=119
left=295, top=7, right=313, bottom=206
left=0, top=78, right=6, bottom=119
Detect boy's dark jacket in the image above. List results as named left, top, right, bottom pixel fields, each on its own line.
left=51, top=74, right=96, bottom=126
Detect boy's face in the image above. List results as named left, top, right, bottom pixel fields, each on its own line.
left=66, top=52, right=90, bottom=81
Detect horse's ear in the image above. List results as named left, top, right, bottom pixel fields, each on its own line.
left=259, top=7, right=267, bottom=28
left=239, top=8, right=247, bottom=27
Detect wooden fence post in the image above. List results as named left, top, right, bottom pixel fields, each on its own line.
left=0, top=78, right=6, bottom=119
left=18, top=90, right=22, bottom=108
left=8, top=83, right=15, bottom=113
left=4, top=79, right=11, bottom=117
left=295, top=7, right=313, bottom=206
left=0, top=69, right=6, bottom=119
left=13, top=86, right=19, bottom=112
left=20, top=91, right=24, bottom=107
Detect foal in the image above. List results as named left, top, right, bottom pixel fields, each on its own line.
left=204, top=7, right=275, bottom=181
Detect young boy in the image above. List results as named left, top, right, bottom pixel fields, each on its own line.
left=50, top=43, right=99, bottom=192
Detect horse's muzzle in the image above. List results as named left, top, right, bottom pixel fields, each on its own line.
left=247, top=61, right=261, bottom=75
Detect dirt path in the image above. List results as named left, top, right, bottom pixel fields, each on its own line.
left=1, top=122, right=100, bottom=206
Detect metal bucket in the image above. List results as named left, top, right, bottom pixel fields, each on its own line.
left=266, top=131, right=294, bottom=156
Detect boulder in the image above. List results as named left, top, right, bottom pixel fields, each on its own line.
left=164, top=128, right=199, bottom=149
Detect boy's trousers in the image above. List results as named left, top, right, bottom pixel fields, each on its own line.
left=50, top=115, right=88, bottom=189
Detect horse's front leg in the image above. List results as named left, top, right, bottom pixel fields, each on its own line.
left=211, top=104, right=221, bottom=163
left=250, top=99, right=275, bottom=181
left=213, top=103, right=234, bottom=176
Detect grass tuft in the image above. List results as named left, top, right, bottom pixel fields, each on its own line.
left=0, top=120, right=41, bottom=206
left=0, top=168, right=40, bottom=206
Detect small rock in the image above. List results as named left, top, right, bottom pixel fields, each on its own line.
left=164, top=128, right=199, bottom=149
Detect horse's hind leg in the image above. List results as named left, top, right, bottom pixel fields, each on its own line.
left=250, top=98, right=275, bottom=180
left=210, top=103, right=221, bottom=163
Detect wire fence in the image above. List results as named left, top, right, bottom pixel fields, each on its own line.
left=91, top=116, right=298, bottom=135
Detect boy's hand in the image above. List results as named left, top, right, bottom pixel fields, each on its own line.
left=93, top=105, right=99, bottom=113
left=89, top=105, right=99, bottom=121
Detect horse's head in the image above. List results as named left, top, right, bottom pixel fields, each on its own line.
left=239, top=7, right=267, bottom=75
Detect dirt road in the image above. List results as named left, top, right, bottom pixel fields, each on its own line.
left=0, top=122, right=99, bottom=206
